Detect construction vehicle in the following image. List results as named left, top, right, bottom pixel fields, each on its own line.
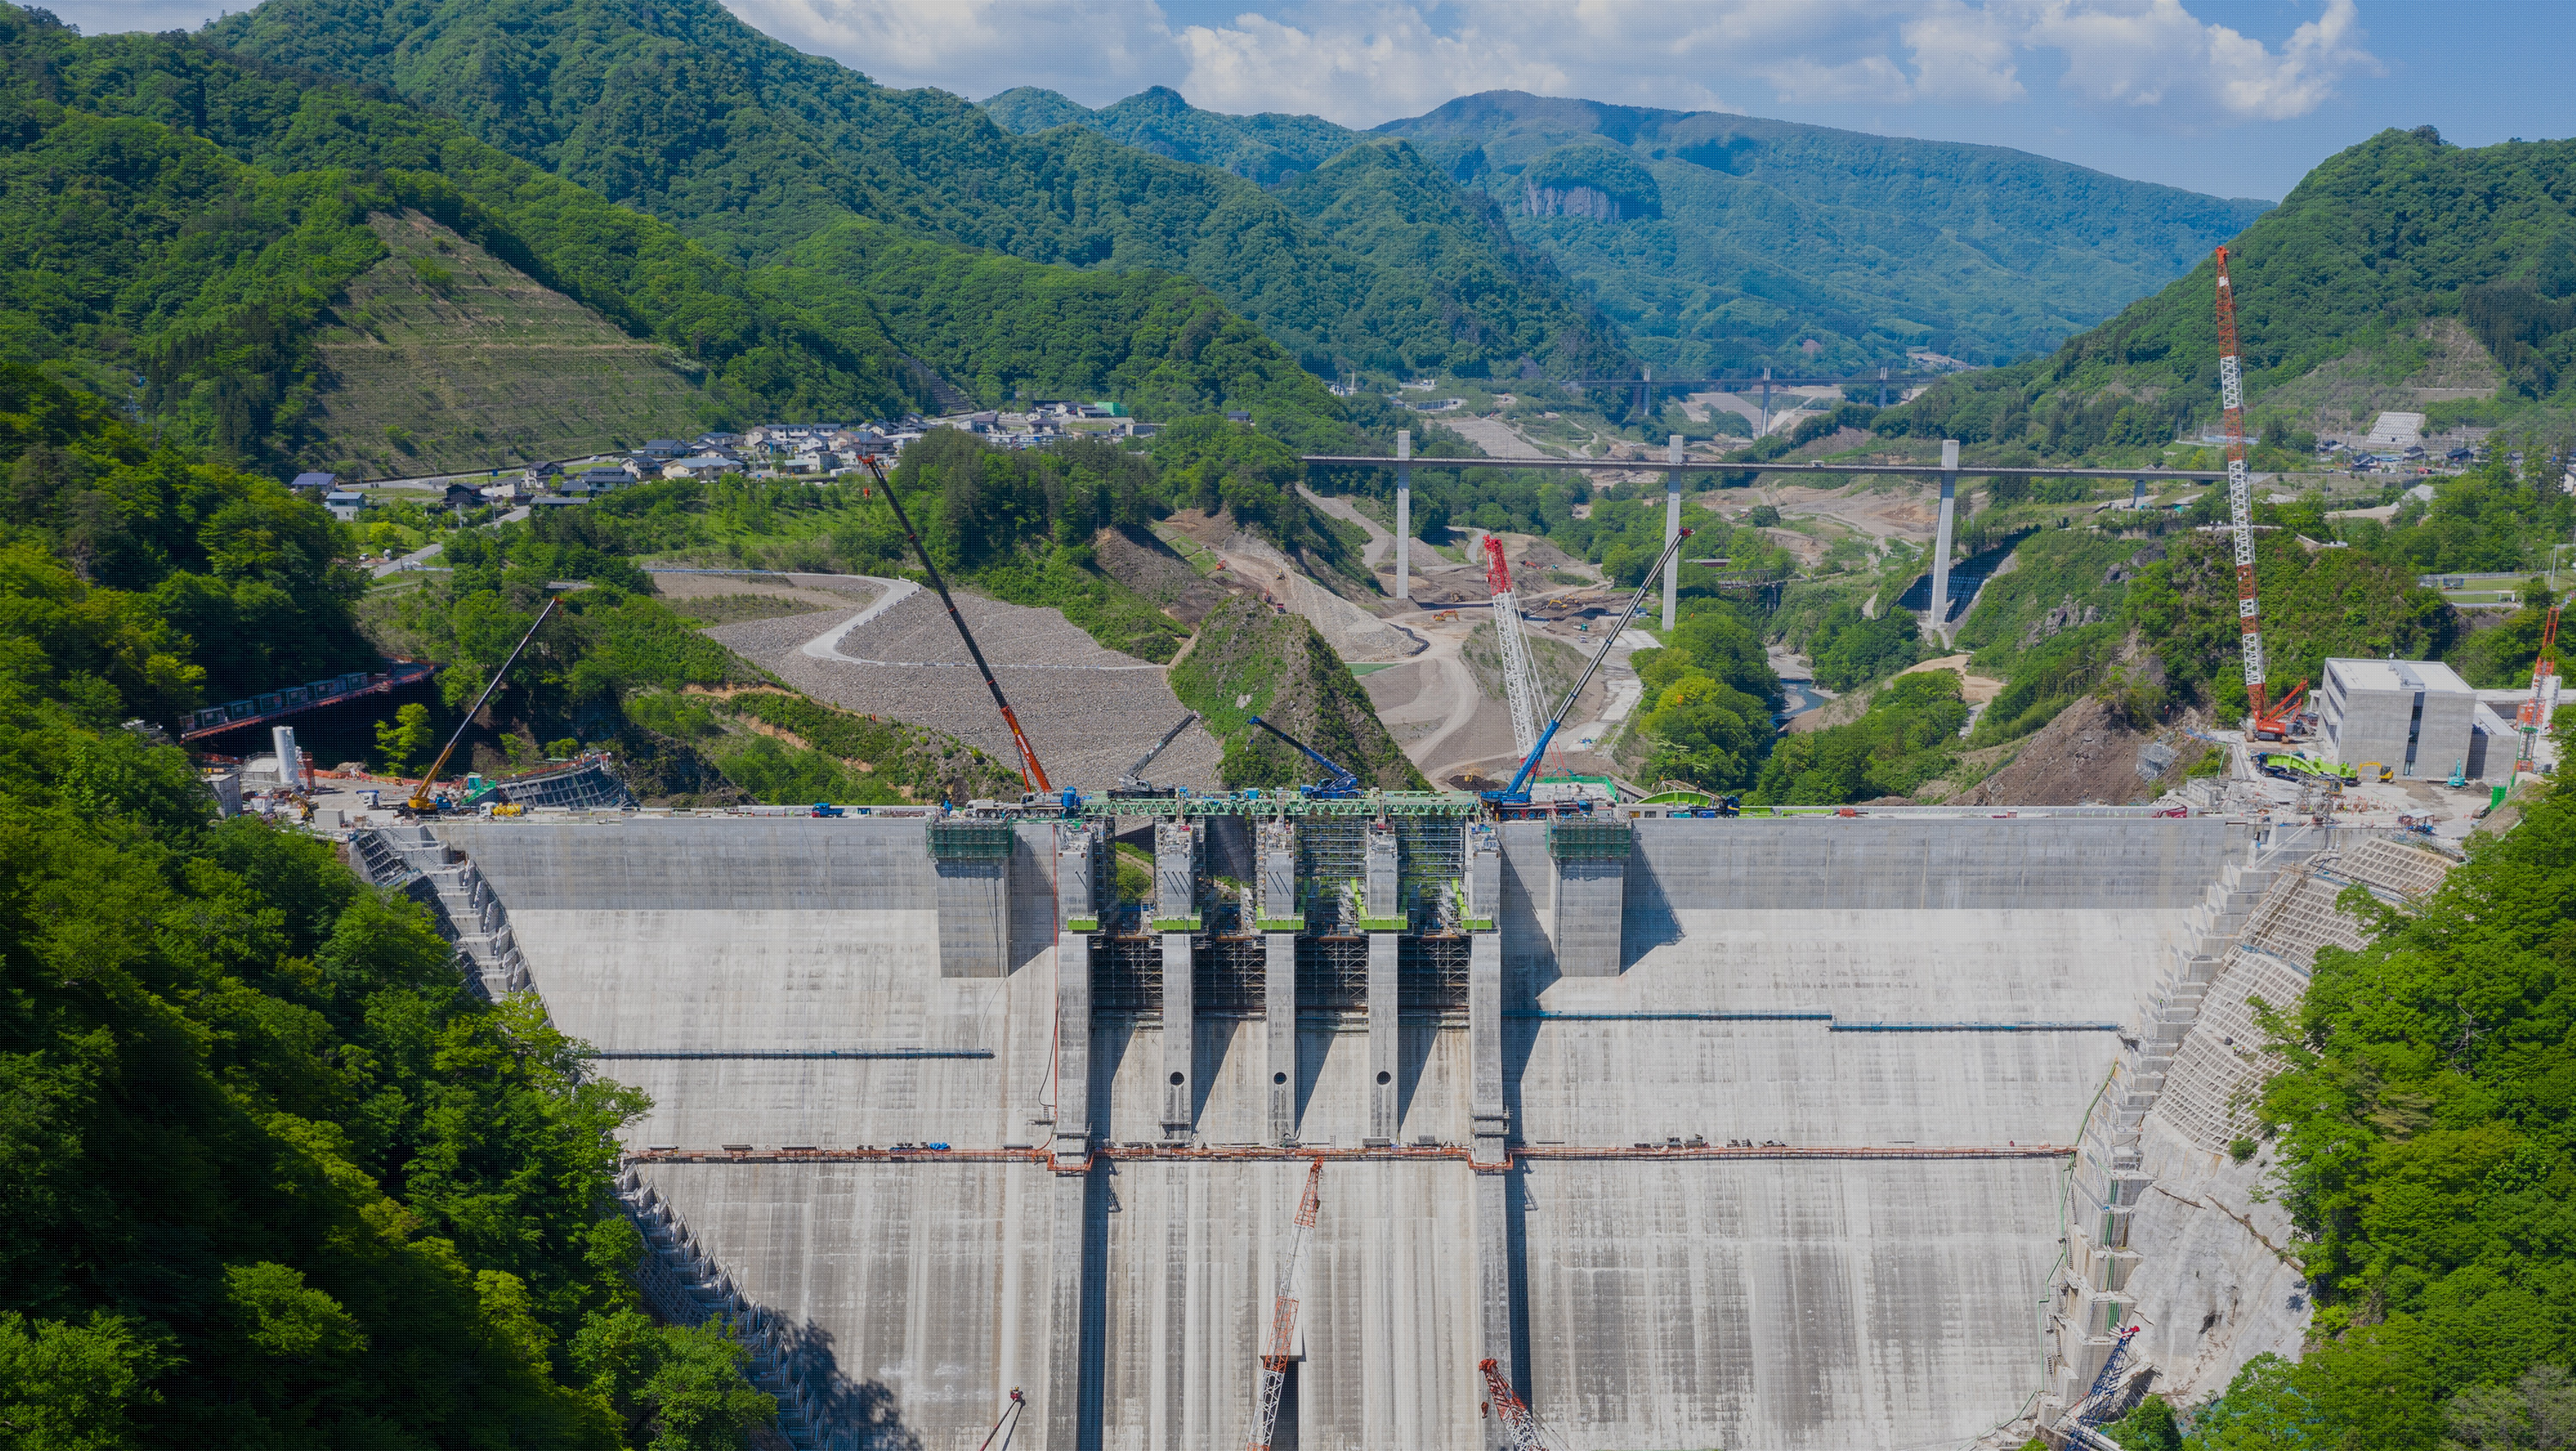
left=2356, top=761, right=2393, bottom=783
left=862, top=454, right=1052, bottom=795
left=1246, top=715, right=1361, bottom=799
left=1481, top=535, right=1544, bottom=765
left=1111, top=712, right=1200, bottom=798
left=402, top=595, right=563, bottom=816
left=1249, top=1162, right=1322, bottom=1451
left=2250, top=678, right=2308, bottom=741
left=2253, top=752, right=2357, bottom=784
left=1485, top=528, right=1693, bottom=808
left=2214, top=248, right=2276, bottom=739
left=2448, top=760, right=2470, bottom=789
left=1479, top=1357, right=1562, bottom=1451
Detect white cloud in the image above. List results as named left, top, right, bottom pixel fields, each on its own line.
left=665, top=0, right=2374, bottom=133
left=2018, top=0, right=2379, bottom=122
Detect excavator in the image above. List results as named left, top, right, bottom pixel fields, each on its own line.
left=401, top=596, right=562, bottom=817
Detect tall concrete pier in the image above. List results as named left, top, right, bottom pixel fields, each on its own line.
left=428, top=803, right=2252, bottom=1450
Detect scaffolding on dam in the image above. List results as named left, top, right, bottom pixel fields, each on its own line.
left=368, top=792, right=2340, bottom=1451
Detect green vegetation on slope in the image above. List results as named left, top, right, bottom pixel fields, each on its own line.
left=1628, top=600, right=1782, bottom=792
left=204, top=0, right=1614, bottom=378
left=1169, top=594, right=1424, bottom=791
left=307, top=211, right=711, bottom=477
left=2149, top=761, right=2576, bottom=1451
left=1376, top=90, right=2269, bottom=373
left=0, top=357, right=775, bottom=1447
left=1886, top=127, right=2576, bottom=456
left=982, top=84, right=1361, bottom=187
left=1751, top=669, right=1969, bottom=804
left=0, top=9, right=1360, bottom=477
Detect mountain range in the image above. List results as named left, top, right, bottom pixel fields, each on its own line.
left=981, top=85, right=2274, bottom=372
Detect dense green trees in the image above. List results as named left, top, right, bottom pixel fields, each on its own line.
left=2104, top=765, right=2576, bottom=1451
left=0, top=366, right=776, bottom=1447
left=1748, top=669, right=1968, bottom=804
left=200, top=0, right=1611, bottom=379
left=1630, top=600, right=1780, bottom=792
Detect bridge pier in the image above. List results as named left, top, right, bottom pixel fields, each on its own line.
left=1929, top=437, right=1959, bottom=642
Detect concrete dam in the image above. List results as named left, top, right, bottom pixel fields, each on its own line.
left=357, top=799, right=2397, bottom=1450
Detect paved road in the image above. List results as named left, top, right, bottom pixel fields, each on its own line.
left=367, top=506, right=529, bottom=578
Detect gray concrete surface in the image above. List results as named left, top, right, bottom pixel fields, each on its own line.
left=440, top=812, right=2247, bottom=1451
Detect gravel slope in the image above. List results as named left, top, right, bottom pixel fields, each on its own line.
left=707, top=586, right=1221, bottom=792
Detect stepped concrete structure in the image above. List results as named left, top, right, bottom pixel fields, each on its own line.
left=382, top=801, right=2343, bottom=1451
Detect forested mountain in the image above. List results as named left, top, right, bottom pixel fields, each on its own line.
left=983, top=84, right=1362, bottom=186
left=0, top=9, right=1340, bottom=474
left=986, top=84, right=2270, bottom=374
left=1885, top=126, right=2576, bottom=458
left=1378, top=91, right=2272, bottom=372
left=198, top=0, right=1615, bottom=379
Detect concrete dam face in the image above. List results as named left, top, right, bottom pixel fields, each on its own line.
left=424, top=809, right=2252, bottom=1450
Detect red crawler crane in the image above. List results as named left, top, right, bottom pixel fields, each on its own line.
left=1249, top=1162, right=1323, bottom=1451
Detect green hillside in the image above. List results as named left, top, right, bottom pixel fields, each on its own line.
left=202, top=0, right=1612, bottom=378
left=1376, top=91, right=2273, bottom=373
left=984, top=85, right=1361, bottom=186
left=1886, top=128, right=2576, bottom=454
left=0, top=9, right=1357, bottom=477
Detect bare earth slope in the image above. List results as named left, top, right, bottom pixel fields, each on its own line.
left=708, top=583, right=1222, bottom=792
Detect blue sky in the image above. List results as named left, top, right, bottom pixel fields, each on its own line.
left=47, top=0, right=2576, bottom=201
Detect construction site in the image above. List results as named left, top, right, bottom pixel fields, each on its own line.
left=234, top=265, right=2549, bottom=1451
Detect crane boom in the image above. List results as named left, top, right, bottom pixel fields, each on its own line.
left=405, top=594, right=562, bottom=813
left=1481, top=537, right=1542, bottom=761
left=1246, top=715, right=1361, bottom=798
left=1479, top=1357, right=1557, bottom=1451
left=2214, top=246, right=2269, bottom=728
left=862, top=454, right=1052, bottom=793
left=1249, top=1162, right=1323, bottom=1451
left=1488, top=528, right=1692, bottom=803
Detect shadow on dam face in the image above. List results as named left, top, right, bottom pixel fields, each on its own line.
left=433, top=810, right=2247, bottom=1451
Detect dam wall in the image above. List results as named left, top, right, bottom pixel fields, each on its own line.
left=433, top=810, right=2251, bottom=1451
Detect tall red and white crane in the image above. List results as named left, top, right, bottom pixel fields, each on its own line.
left=1249, top=1162, right=1323, bottom=1451
left=1481, top=536, right=1543, bottom=763
left=1479, top=1357, right=1563, bottom=1451
left=2214, top=246, right=2271, bottom=735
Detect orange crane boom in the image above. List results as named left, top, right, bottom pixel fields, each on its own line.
left=2214, top=246, right=2270, bottom=731
left=861, top=454, right=1052, bottom=794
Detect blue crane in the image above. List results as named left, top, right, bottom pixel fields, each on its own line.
left=1486, top=528, right=1693, bottom=806
left=1246, top=714, right=1362, bottom=798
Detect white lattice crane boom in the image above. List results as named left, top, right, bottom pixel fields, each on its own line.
left=2214, top=246, right=2269, bottom=729
left=1249, top=1162, right=1323, bottom=1451
left=1482, top=536, right=1542, bottom=762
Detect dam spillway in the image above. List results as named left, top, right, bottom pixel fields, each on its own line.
left=404, top=804, right=2262, bottom=1450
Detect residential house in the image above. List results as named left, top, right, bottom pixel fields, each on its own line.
left=289, top=471, right=338, bottom=494
left=441, top=483, right=483, bottom=510
left=322, top=489, right=367, bottom=521
left=638, top=439, right=688, bottom=461
left=662, top=454, right=737, bottom=480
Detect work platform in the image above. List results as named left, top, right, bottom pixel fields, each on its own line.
left=407, top=806, right=2251, bottom=1451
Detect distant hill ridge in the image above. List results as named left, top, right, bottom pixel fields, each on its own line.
left=982, top=85, right=2273, bottom=373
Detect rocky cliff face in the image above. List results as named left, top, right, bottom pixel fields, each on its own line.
left=1522, top=180, right=1626, bottom=220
